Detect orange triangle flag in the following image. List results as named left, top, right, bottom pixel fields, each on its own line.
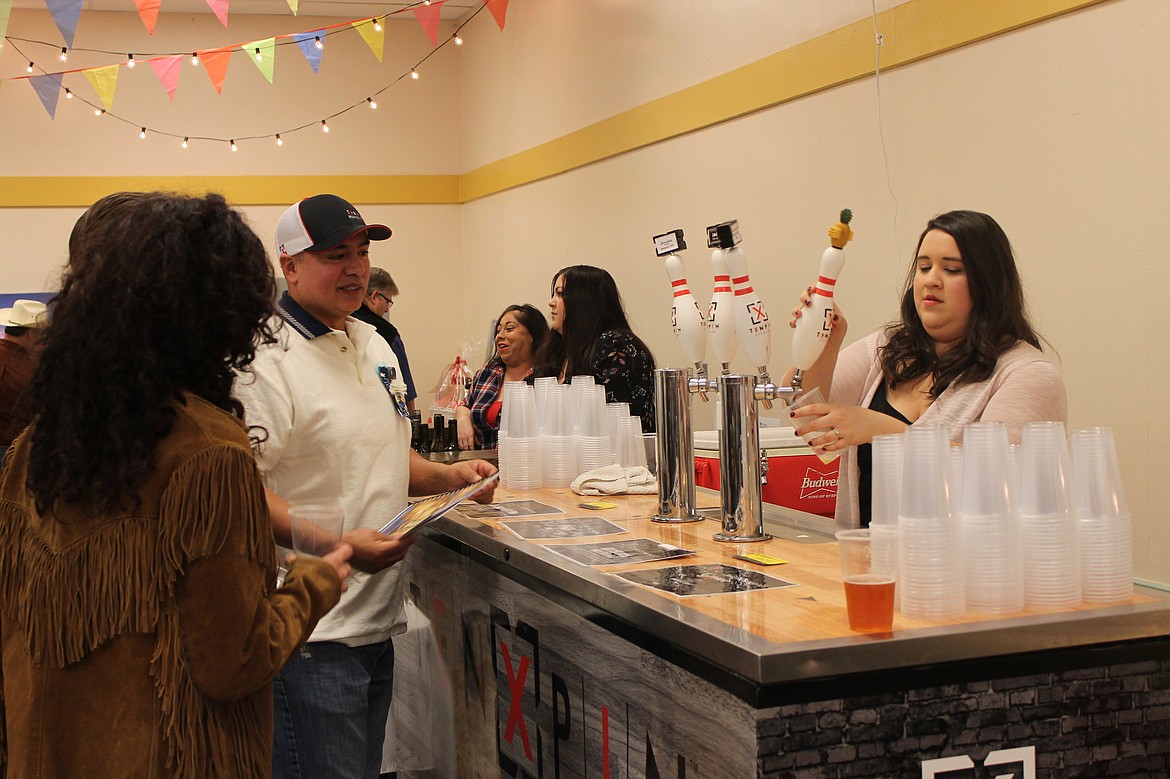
left=200, top=46, right=232, bottom=94
left=132, top=0, right=161, bottom=34
left=411, top=1, right=444, bottom=47
left=486, top=0, right=509, bottom=31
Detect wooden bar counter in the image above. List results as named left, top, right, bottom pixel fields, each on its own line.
left=390, top=486, right=1170, bottom=778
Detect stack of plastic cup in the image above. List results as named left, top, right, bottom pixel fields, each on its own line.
left=575, top=385, right=613, bottom=475
left=1018, top=421, right=1081, bottom=609
left=500, top=381, right=542, bottom=489
left=533, top=376, right=557, bottom=434
left=958, top=422, right=1024, bottom=614
left=869, top=433, right=903, bottom=608
left=541, top=384, right=578, bottom=488
left=1070, top=427, right=1133, bottom=603
left=616, top=415, right=647, bottom=469
left=569, top=375, right=596, bottom=435
left=606, top=402, right=630, bottom=464
left=897, top=424, right=964, bottom=620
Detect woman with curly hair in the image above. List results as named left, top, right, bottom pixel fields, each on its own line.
left=534, top=265, right=656, bottom=432
left=787, top=210, right=1067, bottom=527
left=0, top=191, right=351, bottom=777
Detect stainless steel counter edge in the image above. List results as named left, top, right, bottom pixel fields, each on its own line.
left=422, top=505, right=1170, bottom=692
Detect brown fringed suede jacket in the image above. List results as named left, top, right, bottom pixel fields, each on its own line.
left=0, top=393, right=341, bottom=778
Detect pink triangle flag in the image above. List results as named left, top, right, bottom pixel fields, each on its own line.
left=149, top=55, right=182, bottom=101
left=203, top=0, right=229, bottom=27
left=200, top=47, right=232, bottom=94
left=411, top=1, right=444, bottom=47
left=83, top=64, right=119, bottom=110
left=44, top=0, right=83, bottom=48
left=29, top=73, right=63, bottom=120
left=132, top=0, right=161, bottom=34
left=486, top=0, right=509, bottom=31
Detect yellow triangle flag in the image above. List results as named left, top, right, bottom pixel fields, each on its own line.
left=240, top=37, right=276, bottom=83
left=351, top=18, right=384, bottom=63
left=285, top=0, right=297, bottom=13
left=84, top=64, right=119, bottom=110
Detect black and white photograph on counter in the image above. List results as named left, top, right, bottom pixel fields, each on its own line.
left=502, top=516, right=628, bottom=540
left=619, top=563, right=799, bottom=597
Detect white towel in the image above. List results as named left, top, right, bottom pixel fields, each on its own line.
left=570, top=464, right=657, bottom=495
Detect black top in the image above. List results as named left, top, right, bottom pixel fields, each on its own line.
left=856, top=381, right=911, bottom=527
left=352, top=303, right=418, bottom=403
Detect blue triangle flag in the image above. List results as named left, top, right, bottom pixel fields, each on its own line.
left=29, top=73, right=64, bottom=119
left=44, top=0, right=83, bottom=48
left=293, top=30, right=325, bottom=74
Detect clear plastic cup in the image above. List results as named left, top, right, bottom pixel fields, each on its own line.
left=870, top=433, right=904, bottom=528
left=787, top=386, right=838, bottom=464
left=836, top=529, right=897, bottom=632
left=289, top=503, right=345, bottom=558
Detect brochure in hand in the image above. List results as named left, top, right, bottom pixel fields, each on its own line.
left=378, top=472, right=500, bottom=538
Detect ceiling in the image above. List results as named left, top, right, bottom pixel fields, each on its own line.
left=9, top=1, right=479, bottom=20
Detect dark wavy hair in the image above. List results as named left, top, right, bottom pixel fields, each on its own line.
left=880, top=210, right=1041, bottom=399
left=534, top=265, right=653, bottom=379
left=24, top=191, right=278, bottom=515
left=490, top=304, right=548, bottom=365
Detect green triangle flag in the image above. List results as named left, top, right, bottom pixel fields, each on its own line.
left=0, top=0, right=12, bottom=51
left=240, top=37, right=276, bottom=83
left=351, top=19, right=384, bottom=63
left=83, top=64, right=119, bottom=110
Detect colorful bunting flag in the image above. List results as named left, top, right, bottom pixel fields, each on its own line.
left=486, top=0, right=509, bottom=31
left=29, top=73, right=64, bottom=120
left=132, top=0, right=161, bottom=35
left=199, top=47, right=233, bottom=94
left=351, top=18, right=384, bottom=63
left=293, top=30, right=326, bottom=74
left=149, top=55, right=182, bottom=101
left=412, top=1, right=444, bottom=48
left=285, top=0, right=298, bottom=14
left=83, top=64, right=119, bottom=110
left=203, top=0, right=229, bottom=28
left=0, top=0, right=12, bottom=51
left=44, top=0, right=83, bottom=48
left=241, top=37, right=276, bottom=83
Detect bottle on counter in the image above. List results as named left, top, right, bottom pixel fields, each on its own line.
left=432, top=413, right=446, bottom=452
left=418, top=422, right=431, bottom=455
left=410, top=415, right=423, bottom=452
left=446, top=418, right=459, bottom=452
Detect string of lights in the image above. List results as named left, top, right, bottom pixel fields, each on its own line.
left=2, top=0, right=491, bottom=151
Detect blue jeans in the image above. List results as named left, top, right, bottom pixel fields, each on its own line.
left=272, top=639, right=395, bottom=779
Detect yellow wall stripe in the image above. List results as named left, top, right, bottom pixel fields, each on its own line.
left=0, top=0, right=1107, bottom=209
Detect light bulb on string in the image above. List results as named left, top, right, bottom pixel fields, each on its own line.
left=64, top=88, right=73, bottom=99
left=94, top=108, right=104, bottom=116
left=255, top=48, right=262, bottom=62
left=230, top=140, right=238, bottom=152
left=321, top=120, right=329, bottom=133
left=139, top=127, right=147, bottom=140
left=314, top=36, right=323, bottom=50
left=26, top=62, right=34, bottom=73
left=191, top=53, right=200, bottom=66
left=367, top=97, right=377, bottom=109
left=454, top=33, right=463, bottom=45
left=276, top=134, right=283, bottom=147
left=410, top=68, right=419, bottom=80
left=59, top=47, right=68, bottom=62
left=373, top=19, right=382, bottom=32
left=126, top=54, right=136, bottom=68
left=181, top=137, right=189, bottom=149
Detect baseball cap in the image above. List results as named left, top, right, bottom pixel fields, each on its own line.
left=275, top=194, right=392, bottom=256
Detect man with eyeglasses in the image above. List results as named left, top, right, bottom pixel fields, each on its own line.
left=353, top=267, right=417, bottom=412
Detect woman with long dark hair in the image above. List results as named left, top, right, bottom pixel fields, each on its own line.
left=0, top=192, right=350, bottom=777
left=788, top=210, right=1066, bottom=527
left=456, top=303, right=549, bottom=449
left=534, top=264, right=656, bottom=432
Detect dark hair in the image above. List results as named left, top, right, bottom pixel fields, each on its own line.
left=534, top=265, right=653, bottom=378
left=880, top=210, right=1041, bottom=398
left=492, top=304, right=548, bottom=364
left=4, top=325, right=30, bottom=338
left=24, top=191, right=278, bottom=515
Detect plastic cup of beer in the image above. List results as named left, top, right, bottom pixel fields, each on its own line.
left=835, top=528, right=897, bottom=633
left=289, top=503, right=345, bottom=558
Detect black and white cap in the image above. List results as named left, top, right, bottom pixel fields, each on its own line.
left=275, top=194, right=391, bottom=256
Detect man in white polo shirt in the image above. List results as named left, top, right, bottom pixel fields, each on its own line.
left=234, top=194, right=497, bottom=779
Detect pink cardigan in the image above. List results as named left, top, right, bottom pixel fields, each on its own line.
left=829, top=330, right=1068, bottom=527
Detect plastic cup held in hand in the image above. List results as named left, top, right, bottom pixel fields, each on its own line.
left=836, top=529, right=897, bottom=632
left=289, top=503, right=345, bottom=558
left=787, top=386, right=838, bottom=464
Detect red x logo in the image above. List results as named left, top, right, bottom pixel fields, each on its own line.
left=500, top=640, right=533, bottom=760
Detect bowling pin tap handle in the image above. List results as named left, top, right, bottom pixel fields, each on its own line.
left=706, top=220, right=741, bottom=250
left=828, top=209, right=854, bottom=249
left=653, top=229, right=686, bottom=256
